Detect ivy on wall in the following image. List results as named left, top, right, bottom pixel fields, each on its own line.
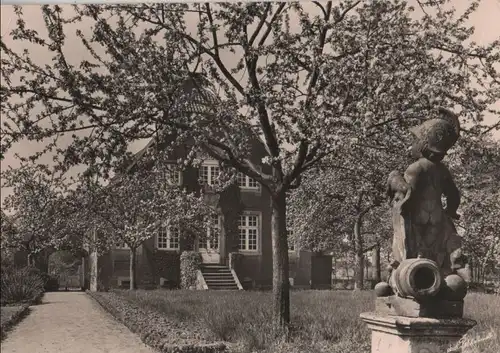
left=180, top=251, right=201, bottom=289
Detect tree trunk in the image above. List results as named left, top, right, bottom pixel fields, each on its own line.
left=372, top=243, right=381, bottom=283
left=271, top=190, right=290, bottom=335
left=89, top=228, right=98, bottom=292
left=353, top=217, right=364, bottom=290
left=129, top=247, right=137, bottom=290
left=89, top=249, right=98, bottom=292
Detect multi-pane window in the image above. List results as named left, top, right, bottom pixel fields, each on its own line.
left=287, top=229, right=295, bottom=251
left=199, top=163, right=221, bottom=186
left=157, top=223, right=180, bottom=250
left=237, top=172, right=260, bottom=190
left=199, top=215, right=221, bottom=250
left=165, top=164, right=182, bottom=186
left=238, top=214, right=259, bottom=251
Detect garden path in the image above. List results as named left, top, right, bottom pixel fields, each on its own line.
left=1, top=291, right=156, bottom=353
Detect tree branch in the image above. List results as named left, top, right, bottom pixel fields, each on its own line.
left=312, top=1, right=328, bottom=18
left=248, top=3, right=271, bottom=46
left=203, top=138, right=273, bottom=186
left=258, top=3, right=287, bottom=47
left=7, top=88, right=106, bottom=111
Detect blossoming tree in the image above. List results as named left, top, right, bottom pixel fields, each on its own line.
left=1, top=164, right=70, bottom=271
left=75, top=159, right=212, bottom=290
left=1, top=1, right=499, bottom=330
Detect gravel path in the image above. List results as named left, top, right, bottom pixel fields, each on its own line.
left=1, top=292, right=157, bottom=353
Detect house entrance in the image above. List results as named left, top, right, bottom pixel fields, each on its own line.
left=199, top=238, right=220, bottom=263
left=198, top=215, right=221, bottom=264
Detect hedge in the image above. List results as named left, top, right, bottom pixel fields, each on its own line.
left=180, top=251, right=201, bottom=290
left=0, top=304, right=31, bottom=341
left=87, top=290, right=227, bottom=353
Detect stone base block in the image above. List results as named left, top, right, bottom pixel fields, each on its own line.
left=376, top=295, right=464, bottom=318
left=360, top=312, right=476, bottom=353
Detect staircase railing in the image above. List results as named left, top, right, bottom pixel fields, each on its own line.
left=230, top=268, right=244, bottom=290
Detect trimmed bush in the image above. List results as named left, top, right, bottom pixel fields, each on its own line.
left=88, top=290, right=226, bottom=353
left=0, top=266, right=45, bottom=306
left=0, top=304, right=30, bottom=341
left=180, top=251, right=201, bottom=289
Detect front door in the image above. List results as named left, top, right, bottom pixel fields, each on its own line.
left=199, top=215, right=221, bottom=264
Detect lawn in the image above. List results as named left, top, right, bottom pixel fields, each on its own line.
left=1, top=306, right=23, bottom=327
left=106, top=289, right=500, bottom=353
left=0, top=305, right=30, bottom=341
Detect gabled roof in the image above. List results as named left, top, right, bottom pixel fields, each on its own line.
left=123, top=73, right=221, bottom=174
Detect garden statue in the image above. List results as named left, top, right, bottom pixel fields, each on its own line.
left=375, top=107, right=471, bottom=318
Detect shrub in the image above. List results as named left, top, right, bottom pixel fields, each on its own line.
left=88, top=290, right=226, bottom=352
left=0, top=304, right=31, bottom=340
left=180, top=251, right=201, bottom=289
left=0, top=266, right=45, bottom=306
left=23, top=267, right=59, bottom=292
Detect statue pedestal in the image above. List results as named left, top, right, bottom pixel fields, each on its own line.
left=360, top=312, right=476, bottom=353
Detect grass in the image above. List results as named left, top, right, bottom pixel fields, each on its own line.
left=0, top=305, right=31, bottom=341
left=109, top=289, right=500, bottom=353
left=460, top=293, right=500, bottom=353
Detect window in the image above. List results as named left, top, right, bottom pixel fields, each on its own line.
left=199, top=214, right=221, bottom=250
left=237, top=172, right=260, bottom=190
left=157, top=223, right=180, bottom=250
left=165, top=164, right=182, bottom=186
left=199, top=162, right=221, bottom=186
left=287, top=229, right=295, bottom=251
left=238, top=214, right=259, bottom=251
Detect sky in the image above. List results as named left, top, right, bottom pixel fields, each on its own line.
left=1, top=1, right=499, bottom=205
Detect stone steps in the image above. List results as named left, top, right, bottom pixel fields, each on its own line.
left=201, top=264, right=241, bottom=290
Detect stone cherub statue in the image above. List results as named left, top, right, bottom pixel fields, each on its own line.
left=386, top=107, right=469, bottom=278
left=375, top=108, right=471, bottom=317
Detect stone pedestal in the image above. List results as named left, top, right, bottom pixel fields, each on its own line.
left=360, top=312, right=476, bottom=353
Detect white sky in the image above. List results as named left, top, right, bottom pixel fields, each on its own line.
left=1, top=1, right=499, bottom=205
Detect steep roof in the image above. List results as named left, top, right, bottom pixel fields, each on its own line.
left=123, top=73, right=221, bottom=175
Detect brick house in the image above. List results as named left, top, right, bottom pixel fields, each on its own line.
left=86, top=76, right=332, bottom=290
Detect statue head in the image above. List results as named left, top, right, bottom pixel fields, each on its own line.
left=409, top=107, right=460, bottom=162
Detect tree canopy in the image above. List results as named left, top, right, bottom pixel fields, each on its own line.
left=1, top=1, right=499, bottom=330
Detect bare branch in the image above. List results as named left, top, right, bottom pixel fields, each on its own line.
left=312, top=1, right=327, bottom=18
left=248, top=3, right=271, bottom=46
left=258, top=3, right=287, bottom=47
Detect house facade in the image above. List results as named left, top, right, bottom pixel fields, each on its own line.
left=86, top=75, right=332, bottom=290
left=93, top=135, right=272, bottom=289
left=89, top=140, right=333, bottom=290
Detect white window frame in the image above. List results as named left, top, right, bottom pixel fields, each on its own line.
left=165, top=163, right=182, bottom=186
left=238, top=211, right=261, bottom=253
left=287, top=228, right=296, bottom=252
left=156, top=222, right=180, bottom=250
left=199, top=160, right=221, bottom=186
left=237, top=172, right=261, bottom=191
left=199, top=214, right=222, bottom=251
